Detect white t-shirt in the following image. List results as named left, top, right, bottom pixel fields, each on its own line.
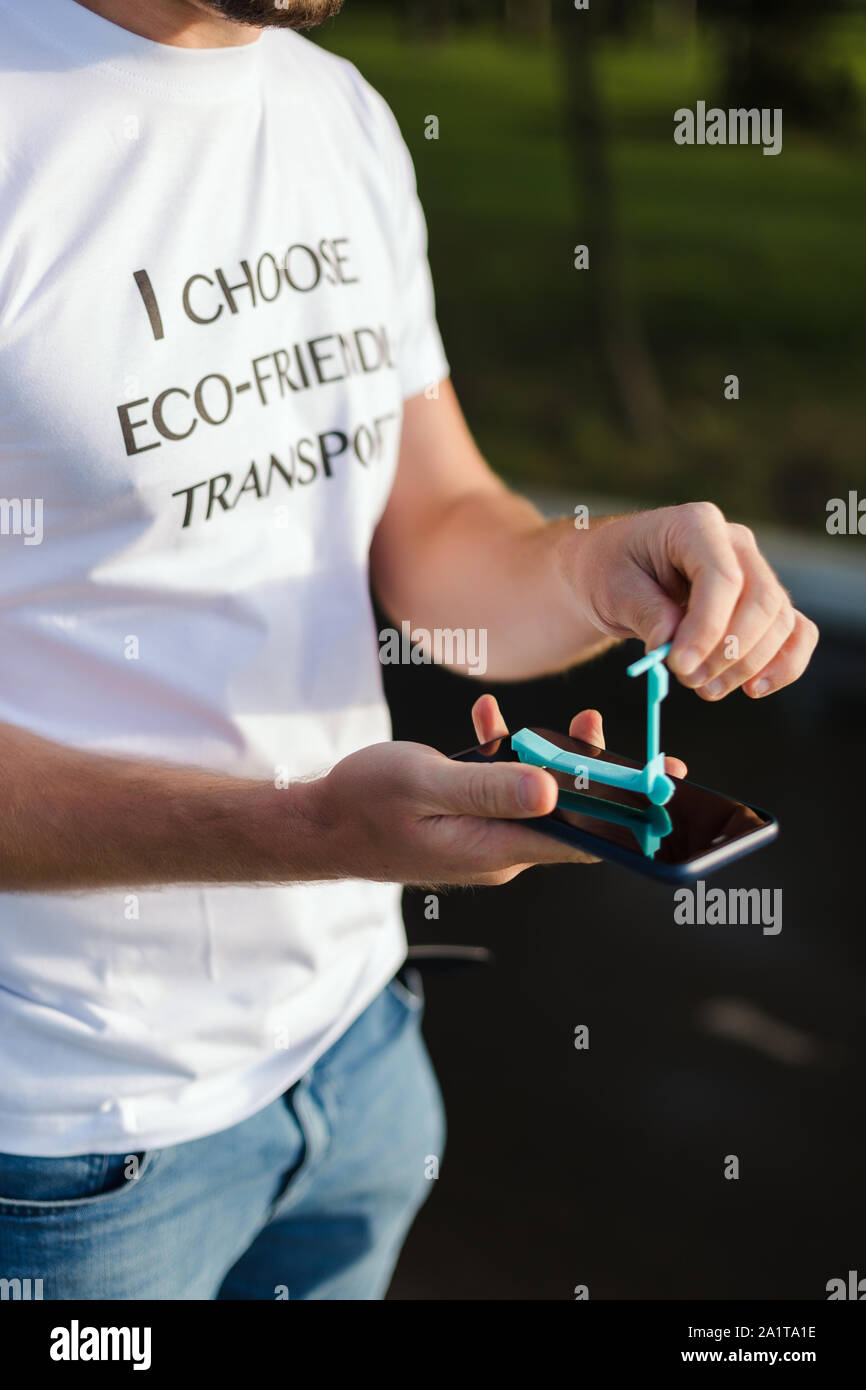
left=0, top=0, right=449, bottom=1155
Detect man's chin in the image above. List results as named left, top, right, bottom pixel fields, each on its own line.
left=197, top=0, right=344, bottom=31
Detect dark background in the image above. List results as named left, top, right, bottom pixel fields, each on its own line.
left=385, top=636, right=865, bottom=1300
left=316, top=2, right=866, bottom=1299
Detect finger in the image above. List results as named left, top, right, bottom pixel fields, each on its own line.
left=460, top=819, right=602, bottom=873
left=741, top=611, right=819, bottom=699
left=421, top=755, right=559, bottom=820
left=468, top=844, right=603, bottom=884
left=568, top=708, right=604, bottom=748
left=665, top=504, right=744, bottom=680
left=682, top=526, right=787, bottom=689
left=695, top=601, right=795, bottom=700
left=568, top=706, right=685, bottom=778
left=471, top=693, right=509, bottom=745
left=423, top=795, right=602, bottom=874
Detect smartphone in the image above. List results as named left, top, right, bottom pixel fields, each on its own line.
left=450, top=728, right=778, bottom=883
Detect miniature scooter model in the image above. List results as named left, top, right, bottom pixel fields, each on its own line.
left=511, top=642, right=676, bottom=807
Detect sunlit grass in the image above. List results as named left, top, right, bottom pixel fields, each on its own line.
left=317, top=10, right=866, bottom=527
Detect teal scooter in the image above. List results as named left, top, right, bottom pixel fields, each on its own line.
left=511, top=642, right=675, bottom=809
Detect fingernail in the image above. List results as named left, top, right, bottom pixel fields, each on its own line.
left=703, top=679, right=724, bottom=699
left=518, top=774, right=545, bottom=812
left=752, top=678, right=771, bottom=697
left=674, top=647, right=701, bottom=677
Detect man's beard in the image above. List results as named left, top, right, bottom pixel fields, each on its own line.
left=197, top=0, right=344, bottom=31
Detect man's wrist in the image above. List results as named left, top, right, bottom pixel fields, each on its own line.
left=247, top=774, right=340, bottom=884
left=552, top=514, right=604, bottom=633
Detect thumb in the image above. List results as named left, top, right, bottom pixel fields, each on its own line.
left=421, top=755, right=559, bottom=821
left=621, top=572, right=682, bottom=652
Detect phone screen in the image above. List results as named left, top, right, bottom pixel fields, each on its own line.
left=452, top=729, right=776, bottom=872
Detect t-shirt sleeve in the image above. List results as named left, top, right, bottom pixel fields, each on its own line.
left=372, top=95, right=451, bottom=401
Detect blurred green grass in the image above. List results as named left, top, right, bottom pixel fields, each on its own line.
left=317, top=9, right=866, bottom=529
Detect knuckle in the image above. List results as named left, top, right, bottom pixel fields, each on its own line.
left=465, top=767, right=491, bottom=817
left=741, top=648, right=770, bottom=681
left=716, top=555, right=744, bottom=589
left=751, top=581, right=782, bottom=622
left=689, top=499, right=725, bottom=529
left=730, top=522, right=757, bottom=549
left=741, top=613, right=794, bottom=680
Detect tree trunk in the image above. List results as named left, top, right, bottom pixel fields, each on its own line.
left=505, top=0, right=552, bottom=35
left=406, top=0, right=451, bottom=41
left=555, top=4, right=667, bottom=439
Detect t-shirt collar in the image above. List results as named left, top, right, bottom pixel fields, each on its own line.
left=1, top=0, right=267, bottom=102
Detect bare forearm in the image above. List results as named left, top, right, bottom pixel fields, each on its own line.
left=0, top=723, right=329, bottom=891
left=376, top=386, right=817, bottom=699
left=0, top=719, right=603, bottom=895
left=373, top=486, right=615, bottom=680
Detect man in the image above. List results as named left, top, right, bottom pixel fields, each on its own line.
left=0, top=0, right=816, bottom=1300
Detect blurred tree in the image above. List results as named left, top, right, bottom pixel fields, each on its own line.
left=404, top=0, right=508, bottom=38
left=554, top=0, right=667, bottom=440
left=699, top=0, right=860, bottom=130
left=405, top=0, right=451, bottom=39
left=505, top=0, right=551, bottom=35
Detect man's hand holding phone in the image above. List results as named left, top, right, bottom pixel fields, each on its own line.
left=316, top=697, right=686, bottom=887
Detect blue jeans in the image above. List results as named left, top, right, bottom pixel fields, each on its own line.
left=0, top=971, right=445, bottom=1300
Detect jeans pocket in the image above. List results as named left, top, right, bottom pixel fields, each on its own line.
left=0, top=1149, right=158, bottom=1215
left=386, top=965, right=425, bottom=1015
